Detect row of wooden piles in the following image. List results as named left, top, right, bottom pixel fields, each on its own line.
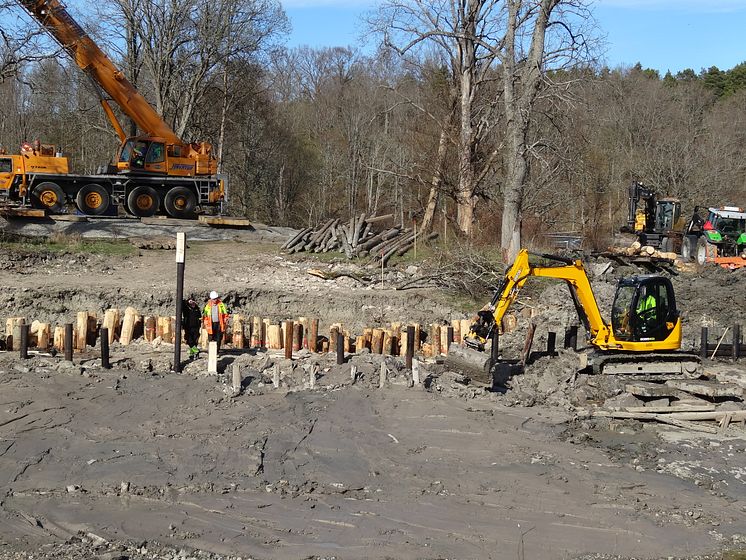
left=281, top=214, right=439, bottom=266
left=4, top=312, right=483, bottom=358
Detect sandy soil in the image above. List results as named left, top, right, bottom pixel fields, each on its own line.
left=0, top=218, right=745, bottom=559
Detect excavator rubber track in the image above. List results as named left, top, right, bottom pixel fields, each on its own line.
left=589, top=351, right=702, bottom=377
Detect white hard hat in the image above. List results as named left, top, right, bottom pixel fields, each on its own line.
left=209, top=290, right=218, bottom=299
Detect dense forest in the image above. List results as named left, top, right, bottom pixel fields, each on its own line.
left=0, top=0, right=744, bottom=253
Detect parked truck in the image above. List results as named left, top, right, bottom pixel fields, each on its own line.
left=0, top=0, right=225, bottom=218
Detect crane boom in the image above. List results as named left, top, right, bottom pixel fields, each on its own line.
left=18, top=0, right=180, bottom=145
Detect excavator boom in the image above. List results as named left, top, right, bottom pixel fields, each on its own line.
left=18, top=0, right=180, bottom=145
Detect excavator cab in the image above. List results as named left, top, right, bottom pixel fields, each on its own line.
left=611, top=276, right=677, bottom=343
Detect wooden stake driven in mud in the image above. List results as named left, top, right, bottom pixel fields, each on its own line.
left=267, top=324, right=282, bottom=350
left=292, top=322, right=302, bottom=352
left=285, top=321, right=294, bottom=359
left=233, top=315, right=245, bottom=349
left=102, top=309, right=119, bottom=344
left=53, top=326, right=64, bottom=352
left=144, top=316, right=156, bottom=342
left=120, top=307, right=138, bottom=346
left=309, top=319, right=319, bottom=352
left=75, top=311, right=88, bottom=351
left=371, top=328, right=384, bottom=354
left=251, top=316, right=262, bottom=348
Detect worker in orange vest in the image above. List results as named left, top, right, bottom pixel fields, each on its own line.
left=203, top=290, right=229, bottom=353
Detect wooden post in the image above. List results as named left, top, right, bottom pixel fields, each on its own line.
left=350, top=364, right=357, bottom=382
left=430, top=324, right=441, bottom=356
left=76, top=312, right=89, bottom=351
left=329, top=326, right=339, bottom=353
left=700, top=327, right=708, bottom=360
left=379, top=362, right=387, bottom=388
left=382, top=330, right=393, bottom=355
left=144, top=316, right=156, bottom=342
left=64, top=323, right=73, bottom=362
left=251, top=316, right=262, bottom=348
left=414, top=323, right=422, bottom=352
left=284, top=321, right=294, bottom=359
left=363, top=328, right=373, bottom=351
left=336, top=331, right=344, bottom=364
left=32, top=321, right=50, bottom=350
left=232, top=315, right=245, bottom=349
left=267, top=324, right=282, bottom=350
left=459, top=319, right=471, bottom=341
left=355, top=335, right=365, bottom=352
left=439, top=327, right=449, bottom=356
left=564, top=325, right=578, bottom=351
left=343, top=330, right=352, bottom=353
left=120, top=308, right=138, bottom=346
left=292, top=322, right=302, bottom=352
left=207, top=341, right=218, bottom=374
left=19, top=324, right=28, bottom=359
left=452, top=319, right=461, bottom=343
left=733, top=324, right=741, bottom=361
left=298, top=317, right=308, bottom=349
left=199, top=326, right=209, bottom=349
left=161, top=317, right=174, bottom=344
left=100, top=327, right=110, bottom=369
left=102, top=309, right=119, bottom=344
left=406, top=325, right=414, bottom=370
left=446, top=326, right=454, bottom=354
left=6, top=317, right=24, bottom=351
left=309, top=319, right=319, bottom=352
left=232, top=363, right=241, bottom=393
left=371, top=328, right=384, bottom=354
left=53, top=326, right=65, bottom=352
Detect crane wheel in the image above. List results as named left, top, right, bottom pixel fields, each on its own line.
left=127, top=186, right=160, bottom=218
left=75, top=183, right=111, bottom=215
left=32, top=182, right=65, bottom=213
left=164, top=187, right=197, bottom=218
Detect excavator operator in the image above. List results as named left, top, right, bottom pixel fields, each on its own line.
left=636, top=286, right=658, bottom=333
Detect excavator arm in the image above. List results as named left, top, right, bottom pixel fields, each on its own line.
left=465, top=250, right=613, bottom=350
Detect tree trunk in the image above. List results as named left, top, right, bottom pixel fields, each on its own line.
left=421, top=125, right=448, bottom=233
left=455, top=19, right=477, bottom=237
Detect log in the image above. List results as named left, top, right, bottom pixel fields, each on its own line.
left=102, top=309, right=119, bottom=344
left=267, top=324, right=282, bottom=350
left=413, top=323, right=422, bottom=352
left=76, top=312, right=89, bottom=351
left=309, top=318, right=319, bottom=352
left=284, top=321, right=294, bottom=359
left=292, top=322, right=302, bottom=351
left=359, top=227, right=401, bottom=252
left=444, top=343, right=492, bottom=385
left=35, top=322, right=51, bottom=350
left=250, top=316, right=262, bottom=347
left=365, top=214, right=394, bottom=224
left=283, top=227, right=313, bottom=250
left=631, top=241, right=642, bottom=251
left=502, top=313, right=518, bottom=333
left=642, top=245, right=656, bottom=256
left=120, top=307, right=138, bottom=346
left=440, top=327, right=450, bottom=356
left=343, top=330, right=352, bottom=353
left=451, top=319, right=462, bottom=343
left=352, top=212, right=366, bottom=247
left=363, top=328, right=373, bottom=351
left=232, top=314, right=245, bottom=348
left=144, top=316, right=156, bottom=342
left=329, top=326, right=339, bottom=353
left=5, top=317, right=24, bottom=351
left=382, top=330, right=393, bottom=355
left=53, top=326, right=65, bottom=352
left=371, top=328, right=384, bottom=354
left=430, top=324, right=441, bottom=356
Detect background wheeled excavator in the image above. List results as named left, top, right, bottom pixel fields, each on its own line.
left=445, top=250, right=700, bottom=380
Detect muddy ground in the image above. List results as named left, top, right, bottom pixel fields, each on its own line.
left=0, top=217, right=745, bottom=560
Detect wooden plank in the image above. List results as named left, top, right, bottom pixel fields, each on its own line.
left=0, top=208, right=46, bottom=218
left=197, top=215, right=252, bottom=228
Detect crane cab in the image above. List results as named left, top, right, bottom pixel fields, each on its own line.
left=610, top=275, right=680, bottom=346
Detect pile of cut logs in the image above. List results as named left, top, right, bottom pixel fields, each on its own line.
left=282, top=214, right=438, bottom=266
left=613, top=241, right=678, bottom=260
left=581, top=378, right=745, bottom=434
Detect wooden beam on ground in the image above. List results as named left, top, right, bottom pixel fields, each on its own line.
left=197, top=215, right=252, bottom=228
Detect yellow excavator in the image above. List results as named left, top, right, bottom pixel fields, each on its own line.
left=447, top=250, right=700, bottom=378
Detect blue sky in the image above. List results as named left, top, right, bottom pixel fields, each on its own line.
left=282, top=0, right=746, bottom=74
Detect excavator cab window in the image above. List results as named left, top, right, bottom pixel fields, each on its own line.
left=612, top=277, right=676, bottom=342
left=0, top=158, right=11, bottom=173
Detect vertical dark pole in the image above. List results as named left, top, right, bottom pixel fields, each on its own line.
left=700, top=327, right=708, bottom=360
left=446, top=326, right=454, bottom=351
left=64, top=323, right=73, bottom=362
left=174, top=233, right=186, bottom=373
left=733, top=324, right=741, bottom=361
left=100, top=327, right=110, bottom=369
left=564, top=326, right=578, bottom=351
left=490, top=329, right=499, bottom=367
left=405, top=325, right=414, bottom=370
left=285, top=321, right=294, bottom=360
left=336, top=332, right=344, bottom=365
left=19, top=324, right=28, bottom=360
left=547, top=332, right=556, bottom=355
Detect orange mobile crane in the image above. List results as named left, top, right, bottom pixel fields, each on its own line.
left=0, top=0, right=225, bottom=218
